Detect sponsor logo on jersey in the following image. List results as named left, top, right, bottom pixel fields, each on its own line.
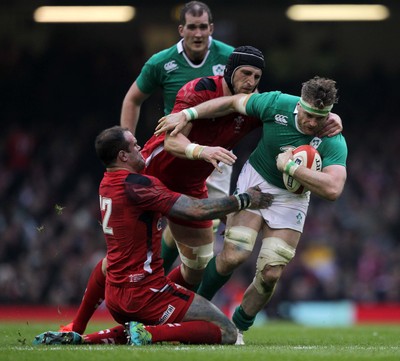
left=310, top=137, right=322, bottom=149
left=234, top=115, right=245, bottom=133
left=164, top=60, right=179, bottom=73
left=280, top=145, right=295, bottom=152
left=212, top=64, right=225, bottom=76
left=159, top=304, right=176, bottom=324
left=274, top=114, right=288, bottom=126
left=129, top=273, right=145, bottom=282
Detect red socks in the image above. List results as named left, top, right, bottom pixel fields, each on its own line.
left=83, top=321, right=221, bottom=345
left=167, top=265, right=197, bottom=291
left=72, top=259, right=106, bottom=334
left=146, top=321, right=221, bottom=344
left=84, top=325, right=127, bottom=344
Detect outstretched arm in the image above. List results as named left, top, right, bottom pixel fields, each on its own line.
left=154, top=93, right=252, bottom=136
left=169, top=186, right=273, bottom=221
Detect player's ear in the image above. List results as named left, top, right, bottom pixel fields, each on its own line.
left=178, top=24, right=184, bottom=37
left=209, top=23, right=214, bottom=35
left=118, top=150, right=128, bottom=162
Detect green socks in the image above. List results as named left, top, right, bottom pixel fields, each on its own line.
left=161, top=237, right=179, bottom=273
left=232, top=305, right=256, bottom=331
left=197, top=257, right=232, bottom=300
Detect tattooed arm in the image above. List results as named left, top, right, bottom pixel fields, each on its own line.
left=169, top=186, right=273, bottom=220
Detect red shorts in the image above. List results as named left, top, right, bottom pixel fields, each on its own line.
left=105, top=279, right=195, bottom=325
left=167, top=215, right=212, bottom=228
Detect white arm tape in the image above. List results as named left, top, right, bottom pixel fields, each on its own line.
left=185, top=143, right=198, bottom=160
left=236, top=94, right=251, bottom=115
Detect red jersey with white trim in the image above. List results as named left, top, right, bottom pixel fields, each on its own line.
left=99, top=170, right=180, bottom=288
left=141, top=75, right=261, bottom=198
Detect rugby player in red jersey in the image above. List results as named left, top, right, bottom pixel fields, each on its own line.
left=33, top=126, right=273, bottom=345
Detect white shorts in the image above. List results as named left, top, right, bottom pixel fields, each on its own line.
left=206, top=163, right=233, bottom=198
left=235, top=161, right=310, bottom=232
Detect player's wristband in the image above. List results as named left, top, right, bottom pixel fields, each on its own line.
left=182, top=107, right=198, bottom=122
left=234, top=192, right=251, bottom=210
left=284, top=160, right=299, bottom=176
left=185, top=143, right=206, bottom=160
left=185, top=143, right=198, bottom=160
left=195, top=145, right=206, bottom=159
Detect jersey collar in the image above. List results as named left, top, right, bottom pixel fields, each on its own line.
left=177, top=36, right=213, bottom=54
left=294, top=103, right=306, bottom=134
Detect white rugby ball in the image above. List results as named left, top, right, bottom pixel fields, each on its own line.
left=283, top=145, right=322, bottom=194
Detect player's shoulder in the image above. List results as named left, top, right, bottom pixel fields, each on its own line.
left=209, top=38, right=234, bottom=56
left=183, top=75, right=222, bottom=92
left=146, top=43, right=179, bottom=65
left=322, top=132, right=347, bottom=147
left=252, top=91, right=298, bottom=107
left=125, top=173, right=153, bottom=186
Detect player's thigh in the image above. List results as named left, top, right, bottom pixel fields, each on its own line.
left=219, top=211, right=263, bottom=264
left=261, top=224, right=301, bottom=249
left=226, top=209, right=263, bottom=229
left=168, top=220, right=214, bottom=246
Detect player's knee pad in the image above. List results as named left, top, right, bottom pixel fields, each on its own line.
left=176, top=242, right=214, bottom=270
left=252, top=237, right=296, bottom=295
left=224, top=226, right=258, bottom=252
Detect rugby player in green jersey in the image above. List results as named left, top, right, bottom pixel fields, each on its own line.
left=156, top=76, right=347, bottom=344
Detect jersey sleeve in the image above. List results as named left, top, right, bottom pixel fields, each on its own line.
left=140, top=133, right=166, bottom=160
left=246, top=92, right=298, bottom=123
left=135, top=56, right=161, bottom=95
left=124, top=173, right=180, bottom=214
left=320, top=134, right=348, bottom=168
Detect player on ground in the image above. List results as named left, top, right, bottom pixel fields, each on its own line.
left=155, top=76, right=348, bottom=344
left=33, top=126, right=273, bottom=346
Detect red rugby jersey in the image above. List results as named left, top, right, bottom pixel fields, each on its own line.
left=99, top=170, right=180, bottom=288
left=141, top=76, right=261, bottom=198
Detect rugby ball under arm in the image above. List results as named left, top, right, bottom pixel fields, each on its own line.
left=283, top=145, right=322, bottom=194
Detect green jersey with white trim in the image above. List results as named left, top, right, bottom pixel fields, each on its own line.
left=136, top=38, right=233, bottom=115
left=245, top=91, right=348, bottom=189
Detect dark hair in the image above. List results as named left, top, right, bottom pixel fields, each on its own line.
left=180, top=1, right=213, bottom=25
left=224, top=45, right=265, bottom=95
left=95, top=126, right=130, bottom=167
left=301, top=76, right=338, bottom=109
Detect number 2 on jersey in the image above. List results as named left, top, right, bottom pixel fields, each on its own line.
left=100, top=195, right=113, bottom=235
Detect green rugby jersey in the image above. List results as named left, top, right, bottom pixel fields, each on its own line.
left=136, top=38, right=234, bottom=115
left=245, top=92, right=348, bottom=189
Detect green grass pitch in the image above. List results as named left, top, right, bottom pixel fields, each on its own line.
left=1, top=321, right=399, bottom=361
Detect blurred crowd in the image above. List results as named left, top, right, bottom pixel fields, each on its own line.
left=1, top=32, right=400, bottom=319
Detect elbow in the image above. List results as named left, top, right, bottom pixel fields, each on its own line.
left=324, top=186, right=344, bottom=201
